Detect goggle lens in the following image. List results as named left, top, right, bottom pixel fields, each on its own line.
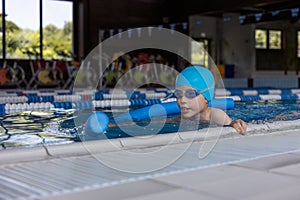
left=174, top=90, right=200, bottom=99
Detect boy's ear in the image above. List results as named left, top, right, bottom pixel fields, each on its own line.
left=201, top=95, right=208, bottom=105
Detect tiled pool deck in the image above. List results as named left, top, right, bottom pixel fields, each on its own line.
left=43, top=151, right=300, bottom=200
left=1, top=121, right=300, bottom=200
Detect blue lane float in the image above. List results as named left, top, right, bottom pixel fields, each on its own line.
left=224, top=88, right=300, bottom=96
left=85, top=98, right=234, bottom=134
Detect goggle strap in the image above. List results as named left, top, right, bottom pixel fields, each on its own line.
left=197, top=85, right=214, bottom=94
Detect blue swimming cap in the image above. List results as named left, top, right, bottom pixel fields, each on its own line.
left=175, top=66, right=215, bottom=101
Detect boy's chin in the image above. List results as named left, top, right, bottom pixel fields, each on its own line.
left=181, top=113, right=193, bottom=119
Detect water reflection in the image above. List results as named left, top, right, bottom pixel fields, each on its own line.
left=0, top=109, right=76, bottom=150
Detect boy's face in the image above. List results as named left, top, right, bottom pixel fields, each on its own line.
left=175, top=86, right=208, bottom=120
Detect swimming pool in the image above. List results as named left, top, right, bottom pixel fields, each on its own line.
left=1, top=89, right=300, bottom=200
left=1, top=96, right=300, bottom=150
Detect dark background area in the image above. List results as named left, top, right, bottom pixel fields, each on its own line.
left=73, top=0, right=300, bottom=56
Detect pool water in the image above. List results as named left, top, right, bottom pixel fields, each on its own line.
left=227, top=100, right=300, bottom=122
left=1, top=100, right=300, bottom=150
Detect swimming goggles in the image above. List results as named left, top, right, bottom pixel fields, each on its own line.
left=174, top=89, right=201, bottom=99
left=174, top=86, right=214, bottom=99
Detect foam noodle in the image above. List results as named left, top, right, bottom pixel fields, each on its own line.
left=85, top=111, right=110, bottom=134
left=85, top=98, right=234, bottom=134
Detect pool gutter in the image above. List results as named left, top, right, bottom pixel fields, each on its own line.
left=1, top=119, right=300, bottom=165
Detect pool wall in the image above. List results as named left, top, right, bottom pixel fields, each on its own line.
left=221, top=77, right=300, bottom=88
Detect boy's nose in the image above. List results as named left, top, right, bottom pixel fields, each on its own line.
left=179, top=96, right=188, bottom=103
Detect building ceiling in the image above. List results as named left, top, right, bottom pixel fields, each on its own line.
left=175, top=0, right=300, bottom=16
left=86, top=0, right=300, bottom=28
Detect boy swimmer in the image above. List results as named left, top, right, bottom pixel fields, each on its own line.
left=175, top=66, right=247, bottom=134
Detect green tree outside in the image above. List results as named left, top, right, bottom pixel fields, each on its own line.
left=1, top=17, right=72, bottom=60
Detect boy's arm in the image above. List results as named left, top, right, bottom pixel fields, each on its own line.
left=210, top=108, right=247, bottom=134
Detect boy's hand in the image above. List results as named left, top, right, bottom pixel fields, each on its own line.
left=230, top=119, right=247, bottom=134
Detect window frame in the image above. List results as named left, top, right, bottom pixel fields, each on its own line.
left=1, top=0, right=73, bottom=60
left=255, top=29, right=267, bottom=49
left=255, top=28, right=283, bottom=50
left=268, top=30, right=282, bottom=50
left=190, top=38, right=211, bottom=68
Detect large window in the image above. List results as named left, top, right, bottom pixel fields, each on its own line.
left=6, top=0, right=39, bottom=59
left=191, top=39, right=210, bottom=67
left=269, top=30, right=281, bottom=49
left=43, top=0, right=72, bottom=60
left=0, top=0, right=72, bottom=60
left=255, top=29, right=282, bottom=50
left=255, top=29, right=267, bottom=49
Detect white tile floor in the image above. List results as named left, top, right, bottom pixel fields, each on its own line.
left=41, top=153, right=300, bottom=200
